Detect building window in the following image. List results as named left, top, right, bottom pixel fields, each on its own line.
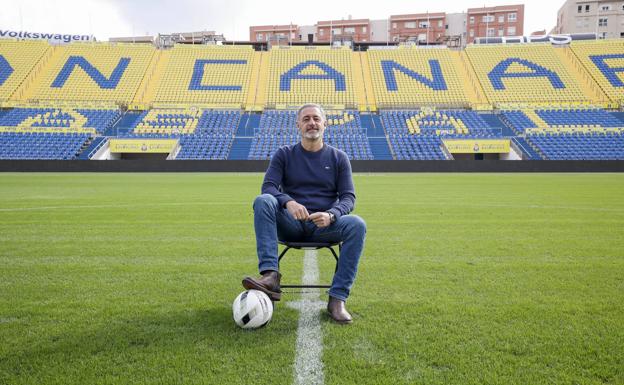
left=599, top=17, right=608, bottom=27
left=332, top=28, right=341, bottom=35
left=601, top=5, right=610, bottom=11
left=483, top=15, right=494, bottom=23
left=498, top=28, right=504, bottom=36
left=499, top=15, right=505, bottom=23
left=319, top=29, right=324, bottom=36
left=362, top=26, right=367, bottom=33
left=405, top=21, right=417, bottom=28
left=585, top=5, right=590, bottom=12
left=257, top=33, right=264, bottom=41
left=469, top=29, right=474, bottom=37
left=419, top=21, right=430, bottom=28
left=438, top=20, right=443, bottom=27
left=487, top=28, right=495, bottom=37
left=392, top=22, right=397, bottom=29
left=508, top=12, right=517, bottom=22
left=600, top=32, right=607, bottom=38
left=344, top=27, right=355, bottom=34
left=620, top=32, right=624, bottom=37
left=578, top=5, right=582, bottom=13
left=469, top=16, right=475, bottom=24
left=508, top=26, right=516, bottom=35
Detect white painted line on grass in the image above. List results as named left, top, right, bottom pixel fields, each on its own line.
left=287, top=250, right=325, bottom=385
left=0, top=202, right=247, bottom=212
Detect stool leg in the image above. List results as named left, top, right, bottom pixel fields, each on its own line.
left=328, top=246, right=339, bottom=273
left=277, top=246, right=291, bottom=268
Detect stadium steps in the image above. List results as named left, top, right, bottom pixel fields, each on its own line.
left=359, top=52, right=377, bottom=111
left=479, top=114, right=516, bottom=136
left=245, top=51, right=262, bottom=109
left=132, top=49, right=163, bottom=106
left=235, top=112, right=261, bottom=137
left=512, top=137, right=543, bottom=160
left=370, top=114, right=385, bottom=136
left=236, top=113, right=255, bottom=137
left=7, top=44, right=53, bottom=102
left=106, top=111, right=143, bottom=136
left=552, top=47, right=608, bottom=104
left=247, top=113, right=261, bottom=130
left=351, top=52, right=368, bottom=111
left=453, top=51, right=487, bottom=107
left=228, top=138, right=253, bottom=160
left=368, top=137, right=393, bottom=160
left=360, top=113, right=384, bottom=136
left=458, top=50, right=489, bottom=107
left=15, top=46, right=59, bottom=102
left=254, top=52, right=269, bottom=109
left=77, top=136, right=107, bottom=160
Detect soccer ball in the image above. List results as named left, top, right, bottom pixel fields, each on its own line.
left=232, top=289, right=273, bottom=329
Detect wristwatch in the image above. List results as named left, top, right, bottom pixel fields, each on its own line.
left=326, top=211, right=336, bottom=223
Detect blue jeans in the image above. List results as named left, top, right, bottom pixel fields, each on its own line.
left=253, top=194, right=366, bottom=301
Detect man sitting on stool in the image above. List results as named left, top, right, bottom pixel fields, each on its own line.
left=243, top=103, right=367, bottom=324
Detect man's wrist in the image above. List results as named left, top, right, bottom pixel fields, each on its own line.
left=326, top=211, right=336, bottom=223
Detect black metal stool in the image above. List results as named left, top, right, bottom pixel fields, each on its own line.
left=278, top=240, right=341, bottom=288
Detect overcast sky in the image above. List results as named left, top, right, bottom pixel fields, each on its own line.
left=1, top=0, right=562, bottom=41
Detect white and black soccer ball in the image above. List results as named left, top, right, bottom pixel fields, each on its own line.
left=232, top=289, right=273, bottom=329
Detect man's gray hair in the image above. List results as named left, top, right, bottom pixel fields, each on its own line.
left=296, top=103, right=326, bottom=121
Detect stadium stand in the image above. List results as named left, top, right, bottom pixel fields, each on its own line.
left=131, top=108, right=200, bottom=135
left=386, top=134, right=449, bottom=160
left=526, top=132, right=624, bottom=160
left=0, top=107, right=120, bottom=134
left=152, top=45, right=255, bottom=106
left=0, top=40, right=50, bottom=102
left=249, top=110, right=372, bottom=159
left=367, top=46, right=473, bottom=108
left=570, top=39, right=624, bottom=105
left=0, top=39, right=623, bottom=161
left=265, top=47, right=357, bottom=108
left=26, top=43, right=155, bottom=104
left=176, top=132, right=235, bottom=160
left=500, top=107, right=624, bottom=134
left=380, top=109, right=500, bottom=137
left=465, top=44, right=597, bottom=106
left=0, top=132, right=90, bottom=159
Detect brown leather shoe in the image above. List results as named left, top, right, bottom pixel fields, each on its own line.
left=242, top=270, right=282, bottom=301
left=327, top=296, right=353, bottom=324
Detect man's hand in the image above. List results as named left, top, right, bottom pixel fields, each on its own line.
left=286, top=200, right=309, bottom=221
left=308, top=212, right=331, bottom=228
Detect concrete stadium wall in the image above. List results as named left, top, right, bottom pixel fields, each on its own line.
left=1, top=160, right=624, bottom=172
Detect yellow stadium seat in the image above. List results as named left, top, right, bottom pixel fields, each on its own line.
left=265, top=46, right=357, bottom=108
left=465, top=44, right=590, bottom=107
left=27, top=43, right=155, bottom=104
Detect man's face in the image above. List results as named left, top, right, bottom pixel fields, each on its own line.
left=296, top=107, right=327, bottom=141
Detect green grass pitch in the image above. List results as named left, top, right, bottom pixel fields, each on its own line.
left=1, top=172, right=623, bottom=385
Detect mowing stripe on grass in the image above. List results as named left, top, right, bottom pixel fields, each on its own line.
left=287, top=250, right=325, bottom=385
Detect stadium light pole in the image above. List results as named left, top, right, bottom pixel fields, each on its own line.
left=426, top=11, right=430, bottom=45
left=485, top=6, right=489, bottom=44
left=595, top=5, right=600, bottom=39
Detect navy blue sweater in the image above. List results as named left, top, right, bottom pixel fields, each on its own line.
left=261, top=143, right=355, bottom=219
